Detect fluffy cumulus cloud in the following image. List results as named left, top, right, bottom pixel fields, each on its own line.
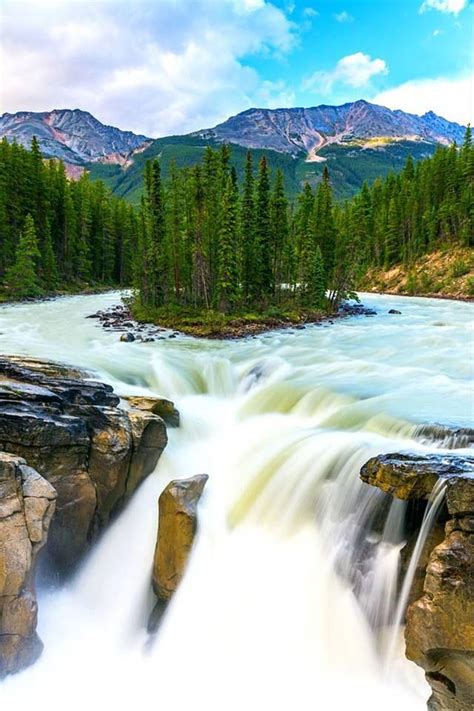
left=0, top=0, right=297, bottom=136
left=420, top=0, right=469, bottom=14
left=374, top=74, right=473, bottom=125
left=304, top=52, right=388, bottom=93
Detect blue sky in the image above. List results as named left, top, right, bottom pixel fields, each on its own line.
left=1, top=0, right=472, bottom=136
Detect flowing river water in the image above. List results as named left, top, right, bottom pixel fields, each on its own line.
left=0, top=292, right=473, bottom=711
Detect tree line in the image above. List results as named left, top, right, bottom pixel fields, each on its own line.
left=1, top=128, right=472, bottom=305
left=134, top=147, right=348, bottom=313
left=0, top=137, right=135, bottom=297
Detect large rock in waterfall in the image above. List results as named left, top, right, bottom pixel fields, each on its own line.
left=0, top=355, right=168, bottom=572
left=361, top=452, right=474, bottom=711
left=0, top=452, right=56, bottom=677
left=152, top=474, right=208, bottom=602
left=125, top=395, right=180, bottom=428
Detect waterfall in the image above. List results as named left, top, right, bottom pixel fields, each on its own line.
left=0, top=291, right=472, bottom=710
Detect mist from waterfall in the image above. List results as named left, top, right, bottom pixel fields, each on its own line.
left=0, top=291, right=472, bottom=711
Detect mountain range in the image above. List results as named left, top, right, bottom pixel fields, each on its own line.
left=0, top=109, right=151, bottom=165
left=0, top=101, right=466, bottom=200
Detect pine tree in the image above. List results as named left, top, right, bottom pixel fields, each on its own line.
left=217, top=175, right=240, bottom=311
left=270, top=169, right=288, bottom=297
left=255, top=156, right=272, bottom=298
left=241, top=151, right=256, bottom=301
left=5, top=214, right=42, bottom=298
left=300, top=244, right=326, bottom=308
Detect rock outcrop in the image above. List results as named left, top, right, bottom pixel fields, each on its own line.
left=361, top=452, right=474, bottom=711
left=125, top=395, right=180, bottom=428
left=0, top=356, right=168, bottom=572
left=152, top=474, right=208, bottom=602
left=0, top=452, right=56, bottom=677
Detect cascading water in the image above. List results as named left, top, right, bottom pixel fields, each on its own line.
left=0, top=291, right=472, bottom=711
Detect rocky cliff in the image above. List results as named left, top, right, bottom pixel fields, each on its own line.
left=0, top=109, right=151, bottom=165
left=0, top=355, right=169, bottom=676
left=193, top=100, right=465, bottom=159
left=361, top=452, right=474, bottom=711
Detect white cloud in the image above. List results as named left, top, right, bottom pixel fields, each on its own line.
left=0, top=0, right=297, bottom=136
left=302, top=6, right=319, bottom=17
left=304, top=53, right=388, bottom=93
left=334, top=11, right=354, bottom=23
left=373, top=74, right=473, bottom=125
left=432, top=28, right=443, bottom=35
left=420, top=0, right=468, bottom=15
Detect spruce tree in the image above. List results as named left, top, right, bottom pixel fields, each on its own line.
left=241, top=151, right=256, bottom=301
left=217, top=175, right=239, bottom=311
left=270, top=169, right=288, bottom=297
left=255, top=156, right=272, bottom=298
left=5, top=214, right=42, bottom=298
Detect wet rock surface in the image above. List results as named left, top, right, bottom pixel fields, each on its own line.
left=124, top=395, right=180, bottom=428
left=0, top=452, right=56, bottom=677
left=0, top=355, right=168, bottom=573
left=360, top=452, right=474, bottom=500
left=88, top=304, right=178, bottom=342
left=148, top=474, right=208, bottom=631
left=361, top=451, right=474, bottom=710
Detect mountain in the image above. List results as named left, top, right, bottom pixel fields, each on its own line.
left=192, top=100, right=465, bottom=159
left=88, top=101, right=465, bottom=203
left=0, top=109, right=152, bottom=165
left=2, top=101, right=465, bottom=201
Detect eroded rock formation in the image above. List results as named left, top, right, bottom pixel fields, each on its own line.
left=0, top=355, right=172, bottom=676
left=0, top=355, right=168, bottom=571
left=361, top=452, right=474, bottom=711
left=125, top=395, right=180, bottom=428
left=152, top=474, right=208, bottom=601
left=0, top=452, right=56, bottom=677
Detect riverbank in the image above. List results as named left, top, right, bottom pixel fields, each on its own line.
left=90, top=301, right=377, bottom=340
left=359, top=247, right=474, bottom=301
left=0, top=283, right=122, bottom=306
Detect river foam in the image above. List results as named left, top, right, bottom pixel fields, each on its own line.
left=0, top=292, right=472, bottom=710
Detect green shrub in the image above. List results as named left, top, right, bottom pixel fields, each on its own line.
left=450, top=259, right=470, bottom=278
left=465, top=276, right=474, bottom=297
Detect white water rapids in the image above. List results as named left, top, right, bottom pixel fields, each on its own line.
left=0, top=292, right=473, bottom=711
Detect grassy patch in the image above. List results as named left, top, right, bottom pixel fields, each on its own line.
left=130, top=301, right=329, bottom=338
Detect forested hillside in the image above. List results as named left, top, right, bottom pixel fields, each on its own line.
left=0, top=137, right=135, bottom=298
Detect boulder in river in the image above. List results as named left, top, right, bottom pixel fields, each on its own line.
left=388, top=309, right=402, bottom=314
left=360, top=452, right=474, bottom=711
left=125, top=395, right=180, bottom=428
left=152, top=474, right=208, bottom=602
left=0, top=452, right=56, bottom=677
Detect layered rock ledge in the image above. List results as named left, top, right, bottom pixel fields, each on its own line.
left=0, top=355, right=170, bottom=676
left=361, top=452, right=474, bottom=711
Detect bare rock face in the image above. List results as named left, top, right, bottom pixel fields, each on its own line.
left=152, top=475, right=208, bottom=602
left=0, top=356, right=168, bottom=573
left=125, top=395, right=180, bottom=428
left=360, top=452, right=472, bottom=500
left=361, top=452, right=474, bottom=710
left=0, top=452, right=56, bottom=677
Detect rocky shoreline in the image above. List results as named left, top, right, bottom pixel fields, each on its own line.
left=88, top=301, right=378, bottom=341
left=361, top=453, right=474, bottom=711
left=0, top=355, right=169, bottom=676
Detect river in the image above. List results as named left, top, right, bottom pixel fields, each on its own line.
left=0, top=292, right=472, bottom=711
